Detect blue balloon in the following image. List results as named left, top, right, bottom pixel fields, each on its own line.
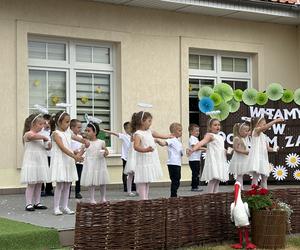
left=198, top=97, right=214, bottom=113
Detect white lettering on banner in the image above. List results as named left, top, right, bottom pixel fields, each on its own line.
left=285, top=136, right=294, bottom=148
left=249, top=107, right=300, bottom=120
left=284, top=109, right=297, bottom=120
left=264, top=109, right=276, bottom=119
left=296, top=136, right=300, bottom=147
left=249, top=107, right=266, bottom=117
left=267, top=136, right=278, bottom=147
left=272, top=124, right=286, bottom=135
left=273, top=109, right=284, bottom=119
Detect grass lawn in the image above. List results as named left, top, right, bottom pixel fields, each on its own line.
left=184, top=235, right=300, bottom=250
left=0, top=217, right=61, bottom=250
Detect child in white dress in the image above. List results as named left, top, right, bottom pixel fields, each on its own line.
left=189, top=118, right=228, bottom=193
left=131, top=111, right=171, bottom=200
left=247, top=116, right=284, bottom=189
left=81, top=122, right=109, bottom=204
left=50, top=111, right=89, bottom=215
left=229, top=123, right=251, bottom=190
left=21, top=113, right=51, bottom=211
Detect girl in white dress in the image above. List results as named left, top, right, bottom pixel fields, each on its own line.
left=51, top=111, right=89, bottom=215
left=247, top=116, right=284, bottom=189
left=189, top=118, right=228, bottom=193
left=124, top=140, right=137, bottom=196
left=81, top=122, right=109, bottom=204
left=21, top=113, right=51, bottom=211
left=229, top=123, right=251, bottom=190
left=131, top=111, right=171, bottom=200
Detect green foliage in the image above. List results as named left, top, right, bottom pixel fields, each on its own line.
left=244, top=194, right=273, bottom=211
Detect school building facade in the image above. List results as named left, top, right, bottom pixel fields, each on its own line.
left=1, top=0, right=300, bottom=190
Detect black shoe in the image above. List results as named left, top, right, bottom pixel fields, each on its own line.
left=33, top=203, right=48, bottom=209
left=45, top=191, right=54, bottom=196
left=41, top=191, right=46, bottom=197
left=25, top=204, right=35, bottom=211
left=191, top=188, right=203, bottom=192
left=75, top=193, right=82, bottom=199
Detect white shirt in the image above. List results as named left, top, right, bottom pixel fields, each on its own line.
left=166, top=137, right=183, bottom=166
left=118, top=133, right=131, bottom=161
left=71, top=134, right=83, bottom=164
left=188, top=135, right=201, bottom=161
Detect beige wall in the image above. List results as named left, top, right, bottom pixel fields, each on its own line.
left=0, top=0, right=299, bottom=188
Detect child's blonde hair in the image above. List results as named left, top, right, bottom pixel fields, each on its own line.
left=207, top=118, right=220, bottom=132
left=169, top=123, right=182, bottom=133
left=188, top=124, right=199, bottom=135
left=23, top=113, right=44, bottom=136
left=251, top=116, right=265, bottom=129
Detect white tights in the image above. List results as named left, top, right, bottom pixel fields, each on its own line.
left=88, top=185, right=107, bottom=204
left=207, top=179, right=220, bottom=193
left=236, top=175, right=244, bottom=190
left=137, top=183, right=150, bottom=200
left=127, top=173, right=134, bottom=193
left=54, top=182, right=71, bottom=211
left=25, top=183, right=42, bottom=206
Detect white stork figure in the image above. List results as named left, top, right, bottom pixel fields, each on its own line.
left=230, top=181, right=256, bottom=249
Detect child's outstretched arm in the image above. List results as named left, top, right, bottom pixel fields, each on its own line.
left=71, top=134, right=90, bottom=148
left=133, top=134, right=154, bottom=153
left=256, top=118, right=284, bottom=134
left=190, top=133, right=213, bottom=154
left=102, top=129, right=119, bottom=137
left=53, top=132, right=83, bottom=162
left=25, top=131, right=49, bottom=142
left=152, top=131, right=173, bottom=139
left=155, top=139, right=167, bottom=147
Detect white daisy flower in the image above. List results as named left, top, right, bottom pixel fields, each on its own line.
left=285, top=153, right=300, bottom=168
left=272, top=165, right=288, bottom=181
left=293, top=170, right=300, bottom=181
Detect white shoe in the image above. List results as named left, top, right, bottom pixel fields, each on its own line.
left=62, top=207, right=75, bottom=215
left=128, top=192, right=136, bottom=197
left=54, top=208, right=63, bottom=216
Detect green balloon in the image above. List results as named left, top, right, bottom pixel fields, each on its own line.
left=198, top=86, right=213, bottom=100
left=281, top=89, right=294, bottom=103
left=210, top=102, right=230, bottom=121
left=256, top=92, right=268, bottom=106
left=242, top=88, right=258, bottom=106
left=233, top=89, right=243, bottom=102
left=266, top=83, right=283, bottom=101
left=294, top=88, right=300, bottom=105
left=228, top=98, right=240, bottom=113
left=210, top=92, right=222, bottom=106
left=213, top=83, right=233, bottom=102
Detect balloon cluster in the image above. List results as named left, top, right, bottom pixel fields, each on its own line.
left=198, top=83, right=300, bottom=121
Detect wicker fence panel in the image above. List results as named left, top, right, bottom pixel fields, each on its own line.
left=74, top=188, right=300, bottom=250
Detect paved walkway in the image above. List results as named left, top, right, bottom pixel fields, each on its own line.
left=0, top=183, right=294, bottom=230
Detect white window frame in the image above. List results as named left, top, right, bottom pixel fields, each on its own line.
left=189, top=50, right=252, bottom=88
left=28, top=36, right=116, bottom=151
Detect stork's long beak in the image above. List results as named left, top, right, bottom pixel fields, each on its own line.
left=234, top=183, right=240, bottom=205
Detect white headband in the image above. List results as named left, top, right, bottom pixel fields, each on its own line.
left=31, top=114, right=42, bottom=126
left=57, top=111, right=66, bottom=123
left=88, top=122, right=97, bottom=132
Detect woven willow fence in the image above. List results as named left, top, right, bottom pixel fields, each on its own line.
left=74, top=188, right=300, bottom=249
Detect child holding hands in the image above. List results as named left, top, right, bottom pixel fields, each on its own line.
left=157, top=123, right=183, bottom=197
left=189, top=118, right=228, bottom=193
left=81, top=122, right=110, bottom=204
left=50, top=111, right=89, bottom=215
left=21, top=113, right=51, bottom=211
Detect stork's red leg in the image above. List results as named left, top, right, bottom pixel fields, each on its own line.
left=245, top=228, right=256, bottom=249
left=231, top=228, right=243, bottom=249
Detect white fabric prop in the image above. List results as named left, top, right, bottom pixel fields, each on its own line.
left=56, top=103, right=72, bottom=108
left=33, top=104, right=48, bottom=114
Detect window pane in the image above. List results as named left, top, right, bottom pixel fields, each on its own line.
left=48, top=43, right=66, bottom=61
left=222, top=57, right=233, bottom=72
left=76, top=45, right=92, bottom=63
left=234, top=58, right=247, bottom=72
left=48, top=71, right=66, bottom=108
left=199, top=79, right=214, bottom=88
left=28, top=41, right=46, bottom=59
left=200, top=55, right=214, bottom=70
left=76, top=73, right=93, bottom=109
left=93, top=47, right=110, bottom=64
left=29, top=70, right=47, bottom=108
left=189, top=54, right=199, bottom=69
left=234, top=81, right=248, bottom=90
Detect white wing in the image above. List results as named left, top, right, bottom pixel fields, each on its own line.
left=137, top=102, right=153, bottom=108
left=88, top=116, right=102, bottom=124
left=230, top=202, right=235, bottom=222
left=205, top=110, right=221, bottom=115
left=56, top=103, right=72, bottom=108
left=244, top=202, right=250, bottom=218
left=33, top=104, right=48, bottom=114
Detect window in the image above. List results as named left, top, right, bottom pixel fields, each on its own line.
left=28, top=37, right=114, bottom=147
left=188, top=50, right=251, bottom=124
